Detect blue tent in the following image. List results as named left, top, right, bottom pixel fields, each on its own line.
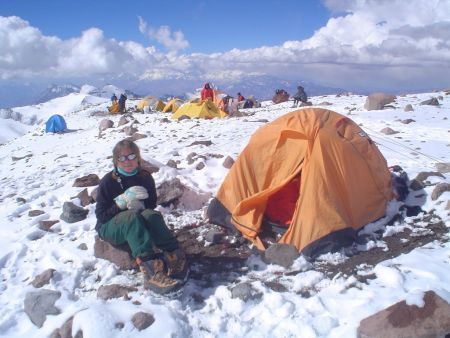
left=45, top=114, right=67, bottom=133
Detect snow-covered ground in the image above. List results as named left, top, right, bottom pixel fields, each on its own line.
left=0, top=90, right=449, bottom=337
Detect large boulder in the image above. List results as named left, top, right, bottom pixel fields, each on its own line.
left=358, top=290, right=450, bottom=338
left=364, top=93, right=396, bottom=110
left=93, top=236, right=134, bottom=270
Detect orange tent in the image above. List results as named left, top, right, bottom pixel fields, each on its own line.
left=206, top=108, right=393, bottom=258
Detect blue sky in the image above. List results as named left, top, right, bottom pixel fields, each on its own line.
left=0, top=0, right=450, bottom=98
left=0, top=0, right=332, bottom=53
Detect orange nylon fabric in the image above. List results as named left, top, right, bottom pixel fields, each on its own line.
left=215, top=108, right=393, bottom=252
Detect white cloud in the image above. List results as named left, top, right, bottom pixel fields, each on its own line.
left=1, top=0, right=450, bottom=93
left=137, top=16, right=189, bottom=53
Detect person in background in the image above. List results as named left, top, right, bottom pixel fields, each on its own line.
left=218, top=95, right=232, bottom=113
left=118, top=93, right=127, bottom=113
left=201, top=83, right=214, bottom=101
left=111, top=93, right=118, bottom=103
left=293, top=85, right=308, bottom=107
left=95, top=139, right=188, bottom=295
left=237, top=92, right=245, bottom=102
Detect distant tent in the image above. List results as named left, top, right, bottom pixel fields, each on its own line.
left=172, top=100, right=228, bottom=120
left=45, top=114, right=67, bottom=133
left=162, top=98, right=183, bottom=113
left=154, top=99, right=165, bottom=111
left=206, top=108, right=393, bottom=259
left=136, top=96, right=155, bottom=110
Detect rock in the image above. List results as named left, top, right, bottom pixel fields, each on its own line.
left=50, top=316, right=83, bottom=338
left=94, top=236, right=134, bottom=270
left=31, top=269, right=55, bottom=288
left=263, top=243, right=300, bottom=268
left=97, top=284, right=137, bottom=300
left=127, top=132, right=147, bottom=141
left=90, top=187, right=98, bottom=202
left=400, top=118, right=415, bottom=124
left=189, top=140, right=213, bottom=147
left=204, top=229, right=224, bottom=244
left=414, top=171, right=445, bottom=182
left=445, top=200, right=450, bottom=210
left=178, top=115, right=190, bottom=121
left=186, top=152, right=197, bottom=165
left=404, top=104, right=414, bottom=112
left=60, top=202, right=88, bottom=223
left=38, top=220, right=59, bottom=231
left=357, top=290, right=450, bottom=338
left=123, top=126, right=138, bottom=136
left=409, top=179, right=424, bottom=191
left=78, top=243, right=88, bottom=250
left=196, top=162, right=205, bottom=170
left=16, top=197, right=27, bottom=204
left=230, top=282, right=262, bottom=302
left=140, top=159, right=159, bottom=174
left=73, top=174, right=100, bottom=187
left=431, top=183, right=450, bottom=200
left=118, top=116, right=129, bottom=126
left=380, top=127, right=399, bottom=135
left=435, top=163, right=450, bottom=173
left=318, top=101, right=333, bottom=106
left=24, top=289, right=61, bottom=328
left=76, top=188, right=92, bottom=207
left=28, top=210, right=45, bottom=217
left=99, top=119, right=114, bottom=131
left=156, top=178, right=185, bottom=206
left=420, top=97, right=440, bottom=106
left=222, top=156, right=235, bottom=169
left=166, top=159, right=178, bottom=168
left=364, top=93, right=396, bottom=110
left=131, top=311, right=155, bottom=331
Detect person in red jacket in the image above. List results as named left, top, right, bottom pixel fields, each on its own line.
left=237, top=92, right=245, bottom=102
left=201, top=83, right=214, bottom=101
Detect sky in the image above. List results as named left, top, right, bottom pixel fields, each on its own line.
left=0, top=89, right=449, bottom=337
left=0, top=0, right=450, bottom=97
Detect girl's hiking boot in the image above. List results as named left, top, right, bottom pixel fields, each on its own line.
left=164, top=248, right=189, bottom=282
left=137, top=258, right=182, bottom=295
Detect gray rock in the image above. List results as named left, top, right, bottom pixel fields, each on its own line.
left=94, top=236, right=134, bottom=270
left=24, top=289, right=61, bottom=327
left=222, top=156, right=235, bottom=169
left=414, top=171, right=445, bottom=182
left=357, top=290, right=450, bottom=338
left=409, top=179, right=425, bottom=191
left=400, top=118, right=415, bottom=124
left=99, top=119, right=114, bottom=131
left=131, top=311, right=155, bottom=331
left=140, top=159, right=159, bottom=174
left=364, top=93, right=396, bottom=110
left=431, top=183, right=450, bottom=200
left=404, top=104, right=414, bottom=112
left=118, top=116, right=129, bottom=126
left=380, top=127, right=399, bottom=135
left=50, top=316, right=83, bottom=338
left=60, top=202, right=88, bottom=223
left=156, top=178, right=185, bottom=206
left=72, top=174, right=100, bottom=187
left=77, top=243, right=88, bottom=250
left=230, top=282, right=262, bottom=302
left=204, top=229, right=224, bottom=244
left=166, top=159, right=178, bottom=168
left=28, top=210, right=45, bottom=217
left=263, top=243, right=300, bottom=268
left=38, top=220, right=59, bottom=231
left=196, top=162, right=205, bottom=170
left=420, top=97, right=440, bottom=106
left=123, top=126, right=138, bottom=136
left=76, top=188, right=92, bottom=207
left=31, top=269, right=55, bottom=288
left=97, top=284, right=137, bottom=300
left=436, top=162, right=450, bottom=173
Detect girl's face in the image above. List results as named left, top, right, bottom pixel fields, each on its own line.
left=116, top=146, right=139, bottom=173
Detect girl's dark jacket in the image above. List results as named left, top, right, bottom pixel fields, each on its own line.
left=95, top=169, right=157, bottom=232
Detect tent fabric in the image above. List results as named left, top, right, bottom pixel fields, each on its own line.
left=172, top=100, right=228, bottom=120
left=206, top=108, right=393, bottom=258
left=162, top=98, right=181, bottom=113
left=45, top=114, right=67, bottom=133
left=136, top=96, right=154, bottom=110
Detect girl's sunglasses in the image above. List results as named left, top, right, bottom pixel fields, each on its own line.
left=117, top=153, right=137, bottom=162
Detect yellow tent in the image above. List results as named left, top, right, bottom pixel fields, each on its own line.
left=207, top=108, right=393, bottom=259
left=136, top=96, right=155, bottom=110
left=154, top=99, right=165, bottom=111
left=162, top=98, right=183, bottom=113
left=172, top=100, right=228, bottom=120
